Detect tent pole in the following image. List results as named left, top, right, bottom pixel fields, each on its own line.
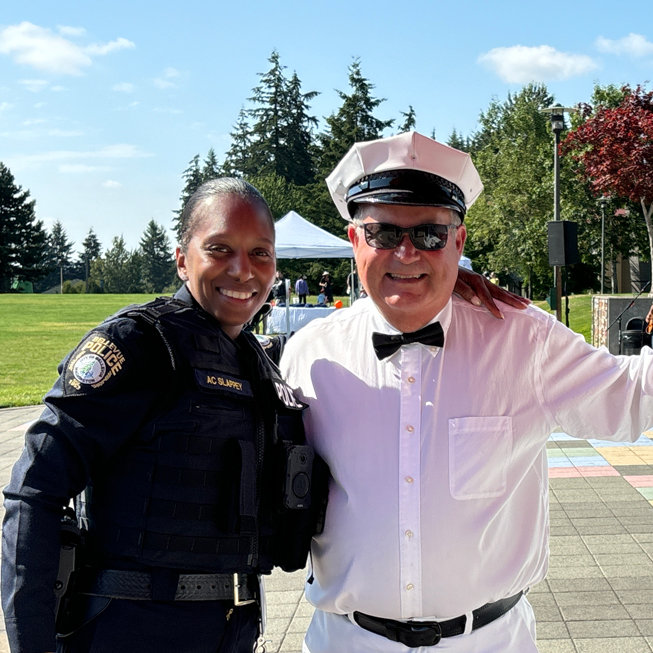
left=284, top=279, right=291, bottom=337
left=350, top=258, right=355, bottom=306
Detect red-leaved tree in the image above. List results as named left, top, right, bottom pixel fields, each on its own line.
left=562, top=85, right=653, bottom=269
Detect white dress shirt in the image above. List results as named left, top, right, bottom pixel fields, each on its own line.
left=280, top=296, right=653, bottom=652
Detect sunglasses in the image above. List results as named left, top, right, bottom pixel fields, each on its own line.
left=361, top=222, right=458, bottom=251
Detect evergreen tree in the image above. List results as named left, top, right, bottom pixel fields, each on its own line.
left=316, top=59, right=394, bottom=179
left=139, top=220, right=176, bottom=292
left=201, top=148, right=221, bottom=181
left=0, top=162, right=49, bottom=291
left=247, top=50, right=288, bottom=179
left=398, top=105, right=417, bottom=133
left=78, top=228, right=102, bottom=287
left=310, top=59, right=393, bottom=235
left=99, top=236, right=143, bottom=293
left=172, top=154, right=203, bottom=244
left=223, top=108, right=254, bottom=177
left=447, top=129, right=471, bottom=152
left=283, top=71, right=319, bottom=185
left=46, top=220, right=74, bottom=292
left=244, top=50, right=319, bottom=185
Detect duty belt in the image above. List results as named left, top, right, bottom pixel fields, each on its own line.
left=77, top=569, right=257, bottom=604
left=352, top=590, right=524, bottom=648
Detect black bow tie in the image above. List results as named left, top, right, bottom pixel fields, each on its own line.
left=372, top=322, right=444, bottom=360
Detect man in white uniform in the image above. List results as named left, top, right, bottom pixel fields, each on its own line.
left=280, top=131, right=653, bottom=652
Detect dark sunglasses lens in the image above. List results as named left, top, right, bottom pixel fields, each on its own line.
left=364, top=224, right=402, bottom=249
left=410, top=224, right=450, bottom=250
left=363, top=223, right=453, bottom=250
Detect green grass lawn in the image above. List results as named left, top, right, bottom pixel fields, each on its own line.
left=0, top=294, right=159, bottom=407
left=533, top=293, right=593, bottom=343
left=0, top=292, right=595, bottom=408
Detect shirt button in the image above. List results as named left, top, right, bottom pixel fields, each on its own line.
left=405, top=530, right=414, bottom=538
left=407, top=376, right=415, bottom=383
left=406, top=425, right=415, bottom=433
left=405, top=476, right=414, bottom=484
left=406, top=583, right=414, bottom=591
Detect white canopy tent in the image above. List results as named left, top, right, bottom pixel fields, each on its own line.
left=275, top=210, right=353, bottom=259
left=273, top=211, right=354, bottom=336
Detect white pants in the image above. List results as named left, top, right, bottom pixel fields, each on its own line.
left=302, top=596, right=537, bottom=653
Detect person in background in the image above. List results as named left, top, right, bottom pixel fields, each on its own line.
left=346, top=266, right=361, bottom=302
left=295, top=275, right=309, bottom=305
left=281, top=131, right=653, bottom=652
left=271, top=270, right=287, bottom=304
left=2, top=178, right=326, bottom=653
left=318, top=272, right=333, bottom=305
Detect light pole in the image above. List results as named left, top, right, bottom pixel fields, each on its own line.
left=542, top=105, right=576, bottom=322
left=598, top=196, right=609, bottom=294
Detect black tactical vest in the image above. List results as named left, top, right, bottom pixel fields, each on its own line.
left=84, top=297, right=325, bottom=575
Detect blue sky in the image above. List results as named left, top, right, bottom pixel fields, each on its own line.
left=1, top=0, right=652, bottom=256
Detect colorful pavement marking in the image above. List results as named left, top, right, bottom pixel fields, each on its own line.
left=547, top=431, right=653, bottom=506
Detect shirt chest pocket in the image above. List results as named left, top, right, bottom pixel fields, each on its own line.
left=448, top=416, right=513, bottom=500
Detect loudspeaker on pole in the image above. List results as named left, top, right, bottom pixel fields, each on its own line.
left=548, top=221, right=579, bottom=266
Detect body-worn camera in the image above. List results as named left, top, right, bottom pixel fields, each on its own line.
left=282, top=444, right=315, bottom=509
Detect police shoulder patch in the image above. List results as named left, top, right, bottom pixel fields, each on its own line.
left=64, top=330, right=128, bottom=395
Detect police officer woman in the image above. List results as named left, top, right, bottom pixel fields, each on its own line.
left=2, top=178, right=325, bottom=653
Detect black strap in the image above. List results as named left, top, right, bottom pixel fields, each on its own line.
left=77, top=569, right=258, bottom=603
left=353, top=591, right=523, bottom=648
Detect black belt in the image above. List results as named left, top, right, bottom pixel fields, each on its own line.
left=77, top=569, right=257, bottom=604
left=352, top=591, right=524, bottom=648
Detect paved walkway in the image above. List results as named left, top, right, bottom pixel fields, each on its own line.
left=0, top=406, right=652, bottom=652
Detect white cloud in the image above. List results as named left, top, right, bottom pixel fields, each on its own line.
left=102, top=179, right=122, bottom=188
left=22, top=118, right=47, bottom=126
left=85, top=37, right=134, bottom=56
left=59, top=164, right=108, bottom=173
left=19, top=79, right=49, bottom=92
left=0, top=22, right=92, bottom=75
left=596, top=33, right=653, bottom=58
left=153, top=67, right=180, bottom=89
left=478, top=45, right=598, bottom=83
left=8, top=143, right=152, bottom=170
left=113, top=82, right=135, bottom=93
left=0, top=129, right=39, bottom=140
left=0, top=21, right=134, bottom=76
left=0, top=101, right=11, bottom=113
left=48, top=129, right=84, bottom=138
left=98, top=144, right=150, bottom=159
left=57, top=25, right=86, bottom=38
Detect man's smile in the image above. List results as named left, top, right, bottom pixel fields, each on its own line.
left=386, top=272, right=426, bottom=280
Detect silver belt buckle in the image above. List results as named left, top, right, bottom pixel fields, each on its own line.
left=233, top=573, right=256, bottom=606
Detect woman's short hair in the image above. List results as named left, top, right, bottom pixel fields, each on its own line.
left=178, top=177, right=273, bottom=251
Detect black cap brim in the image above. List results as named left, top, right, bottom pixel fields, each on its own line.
left=346, top=169, right=466, bottom=220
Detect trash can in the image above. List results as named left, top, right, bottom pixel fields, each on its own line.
left=621, top=329, right=644, bottom=355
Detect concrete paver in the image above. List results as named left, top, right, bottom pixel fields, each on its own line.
left=0, top=407, right=652, bottom=652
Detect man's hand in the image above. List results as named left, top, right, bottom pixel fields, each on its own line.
left=455, top=267, right=530, bottom=319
